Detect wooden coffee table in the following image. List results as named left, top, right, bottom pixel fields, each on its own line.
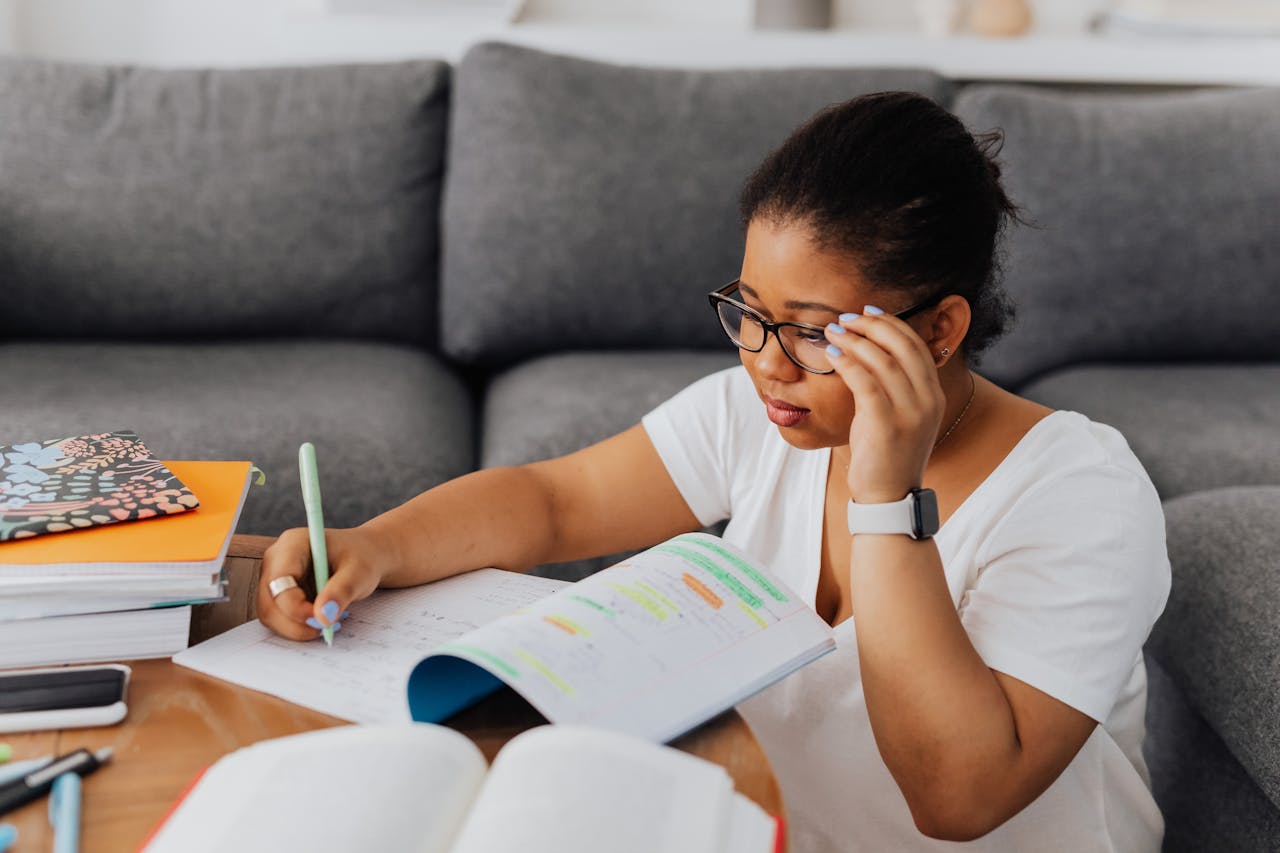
left=4, top=535, right=786, bottom=851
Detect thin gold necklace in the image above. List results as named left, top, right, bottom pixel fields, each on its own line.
left=933, top=373, right=977, bottom=450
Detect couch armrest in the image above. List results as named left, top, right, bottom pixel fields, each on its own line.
left=1149, top=486, right=1280, bottom=810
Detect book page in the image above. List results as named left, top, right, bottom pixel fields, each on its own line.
left=0, top=605, right=191, bottom=668
left=724, top=793, right=779, bottom=853
left=144, top=724, right=488, bottom=853
left=174, top=568, right=567, bottom=723
left=448, top=725, right=739, bottom=853
left=410, top=533, right=834, bottom=741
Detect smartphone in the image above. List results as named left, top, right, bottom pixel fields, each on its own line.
left=0, top=664, right=130, bottom=733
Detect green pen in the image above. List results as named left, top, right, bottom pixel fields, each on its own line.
left=298, top=442, right=334, bottom=647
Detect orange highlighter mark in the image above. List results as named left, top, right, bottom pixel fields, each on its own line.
left=543, top=615, right=578, bottom=635
left=683, top=572, right=723, bottom=609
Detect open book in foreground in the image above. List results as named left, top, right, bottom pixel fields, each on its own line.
left=176, top=532, right=835, bottom=743
left=142, top=724, right=783, bottom=853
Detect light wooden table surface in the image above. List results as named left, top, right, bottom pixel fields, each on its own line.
left=4, top=535, right=786, bottom=852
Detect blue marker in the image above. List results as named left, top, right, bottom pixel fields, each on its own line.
left=49, top=772, right=80, bottom=853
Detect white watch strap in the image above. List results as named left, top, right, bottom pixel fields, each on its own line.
left=846, top=494, right=915, bottom=535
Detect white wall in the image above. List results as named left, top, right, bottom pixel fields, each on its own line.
left=0, top=0, right=17, bottom=52
left=6, top=0, right=1109, bottom=67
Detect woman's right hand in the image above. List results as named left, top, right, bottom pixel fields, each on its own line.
left=256, top=525, right=395, bottom=641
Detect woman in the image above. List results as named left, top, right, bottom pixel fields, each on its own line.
left=259, top=92, right=1170, bottom=851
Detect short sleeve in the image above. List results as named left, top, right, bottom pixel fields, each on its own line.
left=961, top=462, right=1172, bottom=722
left=640, top=367, right=746, bottom=527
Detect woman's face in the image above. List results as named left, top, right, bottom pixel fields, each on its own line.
left=737, top=217, right=907, bottom=451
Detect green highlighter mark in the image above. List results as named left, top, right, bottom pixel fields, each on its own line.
left=514, top=649, right=574, bottom=695
left=441, top=643, right=521, bottom=680
left=655, top=544, right=763, bottom=609
left=608, top=582, right=668, bottom=621
left=635, top=580, right=679, bottom=613
left=680, top=536, right=789, bottom=603
left=569, top=594, right=616, bottom=617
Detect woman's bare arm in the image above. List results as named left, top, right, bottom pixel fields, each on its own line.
left=367, top=423, right=702, bottom=584
left=257, top=423, right=701, bottom=639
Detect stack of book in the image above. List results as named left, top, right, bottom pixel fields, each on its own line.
left=0, top=431, right=252, bottom=668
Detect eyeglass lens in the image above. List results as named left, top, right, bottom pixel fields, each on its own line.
left=714, top=300, right=833, bottom=372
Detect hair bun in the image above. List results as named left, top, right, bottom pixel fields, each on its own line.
left=738, top=92, right=1021, bottom=364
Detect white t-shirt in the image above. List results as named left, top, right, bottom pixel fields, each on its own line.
left=641, top=366, right=1171, bottom=853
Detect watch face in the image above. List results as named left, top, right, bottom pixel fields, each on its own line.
left=911, top=488, right=940, bottom=539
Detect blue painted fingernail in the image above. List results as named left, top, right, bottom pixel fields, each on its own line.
left=838, top=313, right=860, bottom=322
left=826, top=344, right=842, bottom=357
left=826, top=323, right=845, bottom=335
left=321, top=600, right=340, bottom=621
left=341, top=610, right=351, bottom=619
left=863, top=305, right=885, bottom=315
left=305, top=617, right=322, bottom=629
left=331, top=621, right=343, bottom=632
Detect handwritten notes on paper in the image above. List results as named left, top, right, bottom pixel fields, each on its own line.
left=421, top=536, right=813, bottom=736
left=174, top=569, right=568, bottom=723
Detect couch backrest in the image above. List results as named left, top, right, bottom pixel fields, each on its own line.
left=0, top=58, right=449, bottom=345
left=440, top=42, right=952, bottom=367
left=954, top=84, right=1280, bottom=389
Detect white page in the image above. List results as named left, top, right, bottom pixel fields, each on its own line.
left=0, top=579, right=221, bottom=620
left=722, top=793, right=778, bottom=853
left=144, top=724, right=488, bottom=853
left=417, top=533, right=834, bottom=741
left=0, top=572, right=219, bottom=598
left=174, top=568, right=567, bottom=723
left=0, top=605, right=191, bottom=668
left=449, top=725, right=733, bottom=853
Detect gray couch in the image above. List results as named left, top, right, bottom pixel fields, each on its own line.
left=2, top=41, right=1276, bottom=850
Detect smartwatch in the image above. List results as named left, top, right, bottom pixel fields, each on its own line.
left=846, top=488, right=940, bottom=540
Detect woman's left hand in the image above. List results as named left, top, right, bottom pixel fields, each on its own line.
left=823, top=306, right=946, bottom=504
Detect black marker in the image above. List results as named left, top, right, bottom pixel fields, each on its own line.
left=0, top=747, right=112, bottom=817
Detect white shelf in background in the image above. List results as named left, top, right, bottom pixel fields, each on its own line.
left=482, top=26, right=1280, bottom=86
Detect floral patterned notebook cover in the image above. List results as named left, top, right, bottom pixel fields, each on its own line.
left=0, top=431, right=200, bottom=541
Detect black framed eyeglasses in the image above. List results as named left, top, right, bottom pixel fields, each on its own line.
left=707, top=280, right=948, bottom=375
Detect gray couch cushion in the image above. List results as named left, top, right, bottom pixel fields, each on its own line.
left=482, top=350, right=738, bottom=579
left=0, top=342, right=474, bottom=534
left=1019, top=365, right=1280, bottom=500
left=953, top=85, right=1280, bottom=388
left=1145, top=659, right=1280, bottom=852
left=0, top=58, right=449, bottom=344
left=442, top=42, right=952, bottom=366
left=481, top=350, right=739, bottom=468
left=1148, top=486, right=1280, bottom=813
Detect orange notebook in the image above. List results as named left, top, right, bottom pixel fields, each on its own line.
left=0, top=461, right=252, bottom=577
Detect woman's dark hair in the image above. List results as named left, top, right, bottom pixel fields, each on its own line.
left=739, top=91, right=1020, bottom=363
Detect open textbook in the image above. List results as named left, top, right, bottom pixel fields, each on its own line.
left=142, top=724, right=783, bottom=853
left=176, top=532, right=835, bottom=743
